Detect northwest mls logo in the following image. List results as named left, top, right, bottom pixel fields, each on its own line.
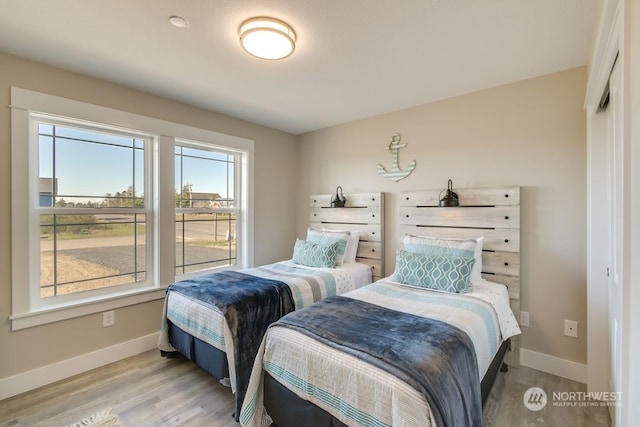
left=523, top=387, right=548, bottom=411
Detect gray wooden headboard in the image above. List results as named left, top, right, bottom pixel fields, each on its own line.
left=309, top=192, right=385, bottom=281
left=398, top=186, right=521, bottom=366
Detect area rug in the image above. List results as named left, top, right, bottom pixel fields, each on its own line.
left=65, top=408, right=125, bottom=427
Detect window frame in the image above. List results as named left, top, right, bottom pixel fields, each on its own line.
left=10, top=87, right=254, bottom=330
left=174, top=140, right=240, bottom=277
left=33, top=116, right=155, bottom=306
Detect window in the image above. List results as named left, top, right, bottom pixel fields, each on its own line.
left=175, top=143, right=237, bottom=275
left=10, top=88, right=254, bottom=330
left=37, top=120, right=151, bottom=300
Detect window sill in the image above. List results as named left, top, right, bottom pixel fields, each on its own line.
left=10, top=286, right=167, bottom=331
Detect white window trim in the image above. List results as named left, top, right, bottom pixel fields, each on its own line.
left=31, top=116, right=156, bottom=308
left=10, top=87, right=254, bottom=330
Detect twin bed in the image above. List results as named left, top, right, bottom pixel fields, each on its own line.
left=158, top=193, right=384, bottom=418
left=158, top=187, right=522, bottom=427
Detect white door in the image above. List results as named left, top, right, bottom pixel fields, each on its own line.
left=607, top=59, right=623, bottom=421
left=586, top=87, right=612, bottom=394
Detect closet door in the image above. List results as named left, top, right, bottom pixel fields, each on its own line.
left=607, top=59, right=623, bottom=400
left=587, top=57, right=621, bottom=399
left=586, top=84, right=612, bottom=394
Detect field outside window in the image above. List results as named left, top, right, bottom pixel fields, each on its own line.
left=38, top=122, right=149, bottom=298
left=175, top=144, right=237, bottom=275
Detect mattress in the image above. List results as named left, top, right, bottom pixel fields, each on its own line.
left=240, top=279, right=521, bottom=427
left=161, top=261, right=372, bottom=390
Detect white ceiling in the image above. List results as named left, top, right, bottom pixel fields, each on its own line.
left=0, top=0, right=601, bottom=135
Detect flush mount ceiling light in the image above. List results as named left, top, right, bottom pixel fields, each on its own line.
left=239, top=17, right=296, bottom=60
left=169, top=15, right=189, bottom=28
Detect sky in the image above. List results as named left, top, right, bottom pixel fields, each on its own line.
left=38, top=123, right=234, bottom=203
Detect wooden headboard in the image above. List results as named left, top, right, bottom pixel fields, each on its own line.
left=310, top=192, right=385, bottom=281
left=398, top=186, right=521, bottom=366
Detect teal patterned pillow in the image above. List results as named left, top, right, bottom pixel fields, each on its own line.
left=292, top=239, right=338, bottom=268
left=391, top=250, right=476, bottom=293
left=306, top=228, right=350, bottom=266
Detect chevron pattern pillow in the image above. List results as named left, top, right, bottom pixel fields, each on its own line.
left=391, top=250, right=475, bottom=293
left=292, top=239, right=338, bottom=268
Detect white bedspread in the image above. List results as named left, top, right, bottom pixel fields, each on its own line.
left=240, top=279, right=520, bottom=427
left=158, top=261, right=372, bottom=391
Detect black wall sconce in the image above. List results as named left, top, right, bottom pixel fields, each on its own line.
left=439, top=179, right=459, bottom=207
left=331, top=186, right=346, bottom=208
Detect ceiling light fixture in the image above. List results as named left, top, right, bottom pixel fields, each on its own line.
left=169, top=15, right=189, bottom=28
left=239, top=17, right=296, bottom=60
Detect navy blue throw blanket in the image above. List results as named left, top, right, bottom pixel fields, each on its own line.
left=276, top=296, right=481, bottom=427
left=167, top=270, right=295, bottom=421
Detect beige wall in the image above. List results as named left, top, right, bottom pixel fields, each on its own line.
left=0, top=50, right=589, bottom=383
left=0, top=52, right=298, bottom=379
left=297, top=67, right=588, bottom=364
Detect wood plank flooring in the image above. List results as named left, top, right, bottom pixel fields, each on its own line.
left=483, top=364, right=612, bottom=427
left=0, top=350, right=611, bottom=426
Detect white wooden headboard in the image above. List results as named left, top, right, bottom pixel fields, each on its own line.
left=398, top=186, right=521, bottom=365
left=310, top=192, right=385, bottom=281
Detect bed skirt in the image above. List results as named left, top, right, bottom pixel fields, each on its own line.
left=162, top=321, right=230, bottom=381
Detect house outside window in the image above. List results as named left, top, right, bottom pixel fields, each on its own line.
left=38, top=177, right=57, bottom=207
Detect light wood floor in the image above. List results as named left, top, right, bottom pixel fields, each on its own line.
left=0, top=350, right=611, bottom=427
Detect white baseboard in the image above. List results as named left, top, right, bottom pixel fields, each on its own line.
left=520, top=348, right=587, bottom=384
left=0, top=332, right=159, bottom=401
left=0, top=337, right=588, bottom=401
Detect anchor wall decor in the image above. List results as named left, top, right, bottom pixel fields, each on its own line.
left=377, top=133, right=416, bottom=182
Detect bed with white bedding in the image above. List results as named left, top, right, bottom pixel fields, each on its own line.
left=240, top=278, right=520, bottom=427
left=158, top=261, right=372, bottom=387
left=157, top=192, right=385, bottom=420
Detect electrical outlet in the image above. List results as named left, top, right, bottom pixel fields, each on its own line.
left=520, top=311, right=530, bottom=327
left=103, top=310, right=115, bottom=327
left=564, top=320, right=578, bottom=338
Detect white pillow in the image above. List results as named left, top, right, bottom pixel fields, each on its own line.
left=472, top=236, right=484, bottom=282
left=306, top=228, right=350, bottom=266
left=344, top=230, right=360, bottom=263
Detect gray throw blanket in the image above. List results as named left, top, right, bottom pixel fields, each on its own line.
left=166, top=270, right=295, bottom=421
left=276, top=295, right=481, bottom=427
